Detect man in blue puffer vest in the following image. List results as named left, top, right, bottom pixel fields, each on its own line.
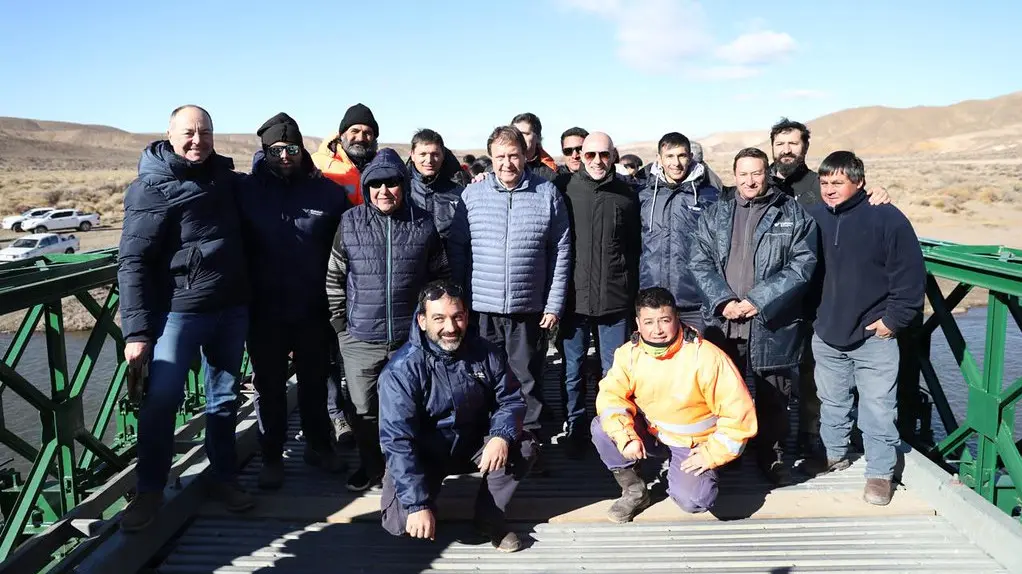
left=326, top=148, right=449, bottom=492
left=238, top=113, right=351, bottom=490
left=448, top=125, right=572, bottom=465
left=118, top=105, right=252, bottom=532
left=379, top=280, right=536, bottom=553
left=638, top=132, right=719, bottom=331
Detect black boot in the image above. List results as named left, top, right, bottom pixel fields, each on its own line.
left=347, top=415, right=384, bottom=492
left=607, top=467, right=651, bottom=523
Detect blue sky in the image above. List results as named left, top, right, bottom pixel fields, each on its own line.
left=1, top=0, right=1019, bottom=149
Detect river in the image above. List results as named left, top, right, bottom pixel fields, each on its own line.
left=0, top=308, right=1020, bottom=476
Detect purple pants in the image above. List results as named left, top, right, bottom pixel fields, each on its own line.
left=591, top=415, right=718, bottom=513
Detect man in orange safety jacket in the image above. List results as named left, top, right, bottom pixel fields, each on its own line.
left=312, top=103, right=380, bottom=207
left=591, top=287, right=757, bottom=523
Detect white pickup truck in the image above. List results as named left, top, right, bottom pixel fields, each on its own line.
left=1, top=208, right=54, bottom=232
left=0, top=233, right=80, bottom=262
left=19, top=209, right=100, bottom=233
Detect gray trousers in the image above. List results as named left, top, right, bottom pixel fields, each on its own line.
left=337, top=331, right=401, bottom=475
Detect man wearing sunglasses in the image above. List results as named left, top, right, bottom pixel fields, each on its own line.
left=558, top=126, right=589, bottom=177
left=557, top=132, right=641, bottom=458
left=238, top=113, right=351, bottom=490
left=449, top=125, right=572, bottom=470
left=378, top=280, right=536, bottom=552
left=327, top=148, right=449, bottom=493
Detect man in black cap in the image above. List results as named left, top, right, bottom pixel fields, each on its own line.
left=238, top=112, right=351, bottom=490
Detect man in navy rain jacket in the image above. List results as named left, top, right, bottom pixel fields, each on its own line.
left=238, top=113, right=350, bottom=489
left=378, top=280, right=536, bottom=553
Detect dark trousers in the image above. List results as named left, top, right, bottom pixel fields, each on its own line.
left=591, top=415, right=718, bottom=513
left=475, top=312, right=546, bottom=437
left=337, top=331, right=400, bottom=475
left=380, top=434, right=538, bottom=536
left=326, top=337, right=346, bottom=421
left=677, top=307, right=706, bottom=334
left=798, top=329, right=821, bottom=449
left=556, top=312, right=629, bottom=430
left=708, top=335, right=793, bottom=469
left=249, top=316, right=334, bottom=459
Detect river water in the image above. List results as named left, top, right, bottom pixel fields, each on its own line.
left=0, top=308, right=1020, bottom=476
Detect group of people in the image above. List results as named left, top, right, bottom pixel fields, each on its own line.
left=115, top=103, right=927, bottom=554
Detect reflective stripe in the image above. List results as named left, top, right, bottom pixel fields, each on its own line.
left=711, top=431, right=745, bottom=455
left=601, top=407, right=631, bottom=417
left=649, top=416, right=718, bottom=435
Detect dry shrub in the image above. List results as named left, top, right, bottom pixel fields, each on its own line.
left=42, top=188, right=65, bottom=205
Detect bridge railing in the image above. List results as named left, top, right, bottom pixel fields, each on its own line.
left=0, top=250, right=248, bottom=566
left=900, top=239, right=1022, bottom=520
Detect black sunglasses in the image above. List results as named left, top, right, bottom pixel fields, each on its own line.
left=583, top=150, right=612, bottom=162
left=268, top=144, right=301, bottom=157
left=368, top=176, right=403, bottom=188
left=421, top=281, right=463, bottom=302
left=562, top=146, right=583, bottom=156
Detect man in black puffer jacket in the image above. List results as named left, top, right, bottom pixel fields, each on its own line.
left=406, top=128, right=466, bottom=242
left=118, top=105, right=252, bottom=532
left=326, top=148, right=449, bottom=492
left=557, top=132, right=641, bottom=457
left=238, top=113, right=351, bottom=490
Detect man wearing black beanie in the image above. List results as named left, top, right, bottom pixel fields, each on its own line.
left=239, top=112, right=352, bottom=490
left=312, top=102, right=380, bottom=207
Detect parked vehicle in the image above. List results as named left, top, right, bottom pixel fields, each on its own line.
left=19, top=209, right=100, bottom=233
left=2, top=208, right=55, bottom=232
left=0, top=233, right=80, bottom=262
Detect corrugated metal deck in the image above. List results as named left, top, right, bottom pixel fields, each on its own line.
left=155, top=350, right=1011, bottom=573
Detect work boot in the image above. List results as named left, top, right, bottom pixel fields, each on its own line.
left=333, top=416, right=355, bottom=448
left=799, top=456, right=852, bottom=477
left=303, top=446, right=346, bottom=473
left=473, top=519, right=523, bottom=553
left=863, top=478, right=893, bottom=506
left=346, top=467, right=384, bottom=492
left=607, top=467, right=651, bottom=523
left=120, top=491, right=163, bottom=533
left=258, top=460, right=285, bottom=490
left=209, top=481, right=255, bottom=513
left=761, top=460, right=793, bottom=486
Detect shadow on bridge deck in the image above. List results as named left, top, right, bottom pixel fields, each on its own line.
left=153, top=350, right=1011, bottom=573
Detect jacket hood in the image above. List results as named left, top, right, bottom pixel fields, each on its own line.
left=358, top=148, right=421, bottom=220
left=138, top=140, right=234, bottom=180
left=647, top=160, right=706, bottom=189
left=530, top=147, right=558, bottom=171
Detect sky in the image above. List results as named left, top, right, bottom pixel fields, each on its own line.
left=1, top=0, right=1020, bottom=149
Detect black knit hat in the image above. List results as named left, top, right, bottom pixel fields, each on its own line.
left=257, top=112, right=303, bottom=146
left=339, top=103, right=379, bottom=137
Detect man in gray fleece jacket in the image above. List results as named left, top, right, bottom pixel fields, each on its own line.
left=448, top=125, right=572, bottom=458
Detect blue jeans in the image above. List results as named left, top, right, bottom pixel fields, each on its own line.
left=136, top=306, right=248, bottom=493
left=558, top=312, right=629, bottom=430
left=812, top=334, right=900, bottom=479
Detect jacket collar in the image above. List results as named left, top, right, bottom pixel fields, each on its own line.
left=827, top=189, right=868, bottom=214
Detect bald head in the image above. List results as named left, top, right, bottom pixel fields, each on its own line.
left=168, top=105, right=214, bottom=163
left=581, top=132, right=615, bottom=180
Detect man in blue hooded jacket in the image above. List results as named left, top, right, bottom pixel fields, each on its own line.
left=118, top=105, right=252, bottom=532
left=379, top=280, right=536, bottom=553
left=326, top=148, right=449, bottom=492
left=238, top=113, right=350, bottom=490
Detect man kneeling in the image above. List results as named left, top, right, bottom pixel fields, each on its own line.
left=378, top=280, right=537, bottom=552
left=592, top=287, right=757, bottom=522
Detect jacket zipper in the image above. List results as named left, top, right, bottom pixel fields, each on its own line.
left=386, top=216, right=393, bottom=343
left=504, top=192, right=512, bottom=314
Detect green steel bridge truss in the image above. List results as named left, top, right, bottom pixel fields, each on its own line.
left=0, top=242, right=1017, bottom=568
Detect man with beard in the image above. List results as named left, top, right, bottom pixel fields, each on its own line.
left=511, top=112, right=559, bottom=182
left=557, top=132, right=641, bottom=458
left=378, top=280, right=537, bottom=553
left=690, top=147, right=818, bottom=485
left=312, top=103, right=380, bottom=442
left=767, top=118, right=890, bottom=461
left=406, top=128, right=467, bottom=241
left=327, top=148, right=449, bottom=492
left=557, top=126, right=589, bottom=177
left=239, top=113, right=350, bottom=489
left=312, top=103, right=380, bottom=206
left=638, top=132, right=719, bottom=332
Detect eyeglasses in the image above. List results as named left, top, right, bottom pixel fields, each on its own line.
left=421, top=281, right=464, bottom=302
left=583, top=151, right=612, bottom=162
left=268, top=144, right=301, bottom=157
left=562, top=146, right=583, bottom=156
left=369, top=176, right=403, bottom=188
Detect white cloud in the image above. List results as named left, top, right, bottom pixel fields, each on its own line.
left=781, top=89, right=829, bottom=99
left=715, top=31, right=797, bottom=65
left=559, top=0, right=796, bottom=79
